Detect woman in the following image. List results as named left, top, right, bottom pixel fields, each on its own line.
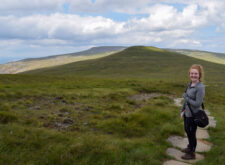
left=180, top=64, right=205, bottom=160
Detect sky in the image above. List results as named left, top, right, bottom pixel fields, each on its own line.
left=0, top=0, right=225, bottom=64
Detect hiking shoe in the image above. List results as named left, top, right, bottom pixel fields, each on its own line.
left=181, top=147, right=191, bottom=153
left=181, top=152, right=196, bottom=160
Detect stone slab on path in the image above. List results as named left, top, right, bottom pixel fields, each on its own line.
left=184, top=129, right=210, bottom=139
left=174, top=98, right=183, bottom=107
left=163, top=160, right=191, bottom=165
left=208, top=116, right=217, bottom=127
left=196, top=129, right=210, bottom=139
left=166, top=148, right=204, bottom=164
left=167, top=136, right=212, bottom=152
left=164, top=98, right=215, bottom=165
left=127, top=93, right=167, bottom=101
left=205, top=109, right=210, bottom=116
left=208, top=116, right=214, bottom=120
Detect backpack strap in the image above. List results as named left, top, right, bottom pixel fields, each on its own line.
left=202, top=103, right=205, bottom=110
left=187, top=102, right=195, bottom=117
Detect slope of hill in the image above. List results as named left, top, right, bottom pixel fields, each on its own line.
left=0, top=46, right=225, bottom=164
left=24, top=46, right=225, bottom=82
left=166, top=49, right=225, bottom=65
left=0, top=46, right=126, bottom=74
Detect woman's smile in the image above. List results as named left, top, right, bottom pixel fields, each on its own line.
left=189, top=69, right=200, bottom=83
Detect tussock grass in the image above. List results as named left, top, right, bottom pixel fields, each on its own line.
left=0, top=112, right=18, bottom=124
left=0, top=46, right=224, bottom=164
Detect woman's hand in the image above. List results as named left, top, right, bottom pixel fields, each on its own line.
left=182, top=93, right=188, bottom=98
left=182, top=93, right=189, bottom=103
left=180, top=111, right=184, bottom=118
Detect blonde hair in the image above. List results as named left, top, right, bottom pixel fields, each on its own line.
left=189, top=64, right=204, bottom=81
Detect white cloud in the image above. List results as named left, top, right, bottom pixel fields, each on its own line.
left=123, top=3, right=208, bottom=36
left=68, top=0, right=224, bottom=15
left=0, top=0, right=65, bottom=13
left=0, top=6, right=204, bottom=47
left=0, top=13, right=126, bottom=42
left=0, top=0, right=225, bottom=62
left=168, top=39, right=202, bottom=48
left=68, top=0, right=191, bottom=14
left=0, top=39, right=23, bottom=47
left=0, top=1, right=223, bottom=49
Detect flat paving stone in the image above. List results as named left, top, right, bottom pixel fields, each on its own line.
left=165, top=107, right=215, bottom=165
left=127, top=93, right=169, bottom=101
left=208, top=116, right=215, bottom=120
left=174, top=98, right=183, bottom=107
left=204, top=109, right=210, bottom=116
left=167, top=136, right=212, bottom=152
left=163, top=160, right=191, bottom=165
left=208, top=119, right=217, bottom=128
left=196, top=129, right=210, bottom=139
left=184, top=129, right=210, bottom=139
left=166, top=148, right=204, bottom=164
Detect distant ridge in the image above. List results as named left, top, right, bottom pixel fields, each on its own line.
left=0, top=46, right=126, bottom=74
left=23, top=46, right=225, bottom=82
left=22, top=46, right=127, bottom=61
left=165, top=48, right=225, bottom=65
left=1, top=46, right=225, bottom=75
left=71, top=46, right=127, bottom=56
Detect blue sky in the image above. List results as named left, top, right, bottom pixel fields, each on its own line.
left=0, top=0, right=225, bottom=64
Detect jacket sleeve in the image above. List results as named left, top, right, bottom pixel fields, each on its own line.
left=180, top=83, right=190, bottom=112
left=187, top=85, right=205, bottom=108
left=180, top=102, right=185, bottom=112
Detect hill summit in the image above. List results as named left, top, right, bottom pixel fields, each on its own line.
left=23, top=46, right=225, bottom=81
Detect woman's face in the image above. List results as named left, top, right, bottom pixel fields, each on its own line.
left=189, top=69, right=200, bottom=83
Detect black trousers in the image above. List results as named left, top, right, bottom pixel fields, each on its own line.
left=184, top=116, right=197, bottom=152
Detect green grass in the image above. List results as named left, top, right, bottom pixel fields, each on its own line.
left=0, top=46, right=225, bottom=164
left=169, top=49, right=225, bottom=65
left=187, top=51, right=225, bottom=65
left=24, top=46, right=225, bottom=82
left=0, top=52, right=117, bottom=74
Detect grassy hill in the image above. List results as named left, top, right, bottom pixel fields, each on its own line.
left=0, top=46, right=126, bottom=74
left=25, top=46, right=225, bottom=82
left=166, top=49, right=225, bottom=65
left=0, top=46, right=224, bottom=164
